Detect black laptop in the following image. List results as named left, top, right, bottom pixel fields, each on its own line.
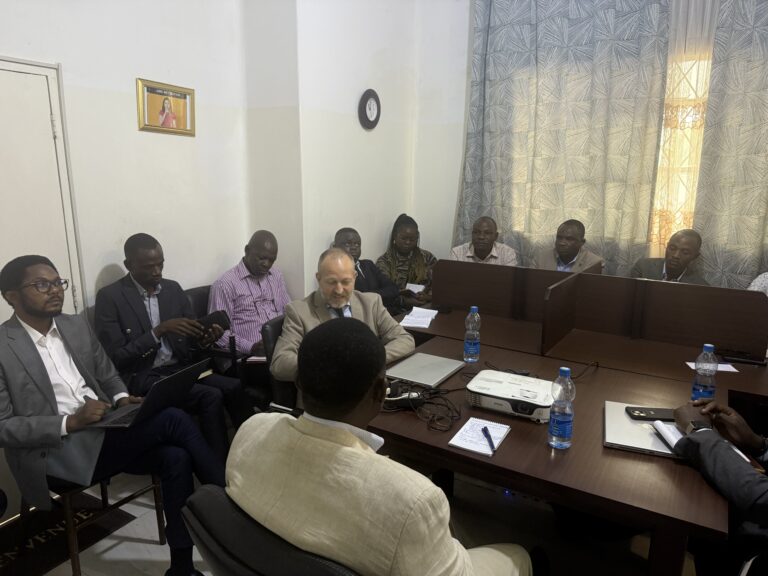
left=89, top=359, right=210, bottom=429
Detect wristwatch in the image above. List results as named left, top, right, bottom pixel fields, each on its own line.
left=685, top=420, right=711, bottom=435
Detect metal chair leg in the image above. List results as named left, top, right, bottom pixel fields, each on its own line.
left=99, top=480, right=109, bottom=508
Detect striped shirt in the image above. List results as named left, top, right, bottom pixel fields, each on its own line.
left=208, top=259, right=291, bottom=354
left=449, top=242, right=518, bottom=266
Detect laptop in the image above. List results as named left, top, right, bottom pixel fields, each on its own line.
left=603, top=401, right=680, bottom=459
left=89, top=359, right=210, bottom=429
left=385, top=353, right=465, bottom=388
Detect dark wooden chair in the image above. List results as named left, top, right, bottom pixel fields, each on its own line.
left=18, top=474, right=165, bottom=576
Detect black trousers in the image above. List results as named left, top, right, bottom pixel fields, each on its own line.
left=131, top=366, right=251, bottom=464
left=90, top=407, right=225, bottom=549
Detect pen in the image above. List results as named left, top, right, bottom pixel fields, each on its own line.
left=481, top=426, right=496, bottom=453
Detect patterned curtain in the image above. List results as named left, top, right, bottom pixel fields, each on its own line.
left=456, top=0, right=669, bottom=275
left=649, top=0, right=718, bottom=257
left=693, top=0, right=768, bottom=288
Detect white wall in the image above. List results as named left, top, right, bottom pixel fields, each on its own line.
left=0, top=0, right=251, bottom=305
left=0, top=0, right=471, bottom=300
left=412, top=0, right=472, bottom=258
left=294, top=0, right=471, bottom=293
left=240, top=0, right=305, bottom=298
left=296, top=0, right=417, bottom=292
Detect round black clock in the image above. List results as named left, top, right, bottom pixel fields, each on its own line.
left=358, top=89, right=381, bottom=130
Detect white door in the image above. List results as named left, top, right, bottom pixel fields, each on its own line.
left=0, top=58, right=82, bottom=523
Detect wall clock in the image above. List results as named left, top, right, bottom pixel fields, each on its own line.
left=358, top=89, right=381, bottom=130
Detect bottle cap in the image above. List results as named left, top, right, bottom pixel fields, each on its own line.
left=470, top=306, right=479, bottom=314
left=703, top=343, right=714, bottom=353
left=559, top=367, right=571, bottom=377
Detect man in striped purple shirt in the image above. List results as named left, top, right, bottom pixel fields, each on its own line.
left=208, top=231, right=291, bottom=356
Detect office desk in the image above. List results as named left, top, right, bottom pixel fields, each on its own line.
left=370, top=337, right=729, bottom=576
left=410, top=310, right=542, bottom=355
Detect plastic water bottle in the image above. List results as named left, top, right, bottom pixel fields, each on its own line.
left=691, top=343, right=717, bottom=401
left=548, top=367, right=576, bottom=450
left=463, top=306, right=481, bottom=363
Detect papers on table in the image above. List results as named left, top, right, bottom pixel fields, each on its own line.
left=399, top=306, right=438, bottom=328
left=652, top=420, right=683, bottom=449
left=685, top=362, right=738, bottom=373
left=448, top=417, right=511, bottom=456
left=246, top=356, right=267, bottom=364
left=405, top=283, right=425, bottom=294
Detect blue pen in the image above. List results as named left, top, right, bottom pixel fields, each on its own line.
left=481, top=426, right=496, bottom=453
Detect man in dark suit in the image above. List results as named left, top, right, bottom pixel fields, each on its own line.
left=0, top=255, right=224, bottom=576
left=631, top=229, right=708, bottom=285
left=333, top=227, right=400, bottom=312
left=95, top=234, right=252, bottom=463
left=673, top=401, right=768, bottom=575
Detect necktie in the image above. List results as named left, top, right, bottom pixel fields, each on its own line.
left=333, top=307, right=346, bottom=318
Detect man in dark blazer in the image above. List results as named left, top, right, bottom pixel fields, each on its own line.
left=333, top=227, right=400, bottom=312
left=95, top=233, right=251, bottom=463
left=673, top=401, right=768, bottom=575
left=631, top=229, right=709, bottom=285
left=0, top=255, right=223, bottom=576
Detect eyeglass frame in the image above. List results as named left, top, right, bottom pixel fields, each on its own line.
left=19, top=278, right=70, bottom=294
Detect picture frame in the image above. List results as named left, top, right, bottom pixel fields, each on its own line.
left=136, top=78, right=195, bottom=136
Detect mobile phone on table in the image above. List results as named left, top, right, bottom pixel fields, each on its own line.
left=625, top=406, right=675, bottom=422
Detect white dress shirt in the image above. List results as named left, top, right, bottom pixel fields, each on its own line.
left=302, top=412, right=384, bottom=452
left=18, top=316, right=126, bottom=436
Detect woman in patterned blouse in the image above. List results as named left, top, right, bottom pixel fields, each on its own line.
left=376, top=214, right=437, bottom=308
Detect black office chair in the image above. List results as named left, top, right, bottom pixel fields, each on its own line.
left=182, top=484, right=359, bottom=576
left=260, top=315, right=297, bottom=409
left=185, top=285, right=211, bottom=318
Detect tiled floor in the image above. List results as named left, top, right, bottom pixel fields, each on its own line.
left=42, top=472, right=695, bottom=576
left=42, top=474, right=210, bottom=576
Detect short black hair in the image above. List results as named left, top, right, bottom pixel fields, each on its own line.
left=0, top=255, right=57, bottom=299
left=559, top=219, right=586, bottom=239
left=670, top=229, right=702, bottom=250
left=298, top=318, right=386, bottom=416
left=333, top=227, right=359, bottom=244
left=474, top=216, right=498, bottom=231
left=124, top=233, right=160, bottom=260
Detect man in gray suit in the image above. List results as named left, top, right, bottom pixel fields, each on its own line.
left=0, top=255, right=224, bottom=576
left=631, top=229, right=709, bottom=285
left=271, top=248, right=414, bottom=382
left=533, top=219, right=603, bottom=273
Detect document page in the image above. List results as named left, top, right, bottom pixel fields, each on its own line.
left=400, top=306, right=439, bottom=328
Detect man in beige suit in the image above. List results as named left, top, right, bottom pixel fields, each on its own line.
left=270, top=248, right=414, bottom=382
left=227, top=318, right=531, bottom=576
left=534, top=219, right=603, bottom=273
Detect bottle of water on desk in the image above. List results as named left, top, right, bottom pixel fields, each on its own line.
left=548, top=367, right=575, bottom=450
left=463, top=306, right=481, bottom=363
left=691, top=343, right=717, bottom=401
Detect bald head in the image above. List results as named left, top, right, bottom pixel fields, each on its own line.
left=316, top=248, right=356, bottom=308
left=244, top=230, right=278, bottom=276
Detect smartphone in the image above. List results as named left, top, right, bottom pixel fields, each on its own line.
left=625, top=406, right=675, bottom=422
left=197, top=310, right=231, bottom=331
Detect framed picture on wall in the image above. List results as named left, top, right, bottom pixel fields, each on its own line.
left=136, top=78, right=195, bottom=136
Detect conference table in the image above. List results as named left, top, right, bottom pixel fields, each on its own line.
left=370, top=261, right=768, bottom=576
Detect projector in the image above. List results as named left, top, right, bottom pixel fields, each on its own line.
left=466, top=370, right=553, bottom=423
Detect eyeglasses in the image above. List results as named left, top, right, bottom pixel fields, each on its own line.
left=20, top=278, right=69, bottom=294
